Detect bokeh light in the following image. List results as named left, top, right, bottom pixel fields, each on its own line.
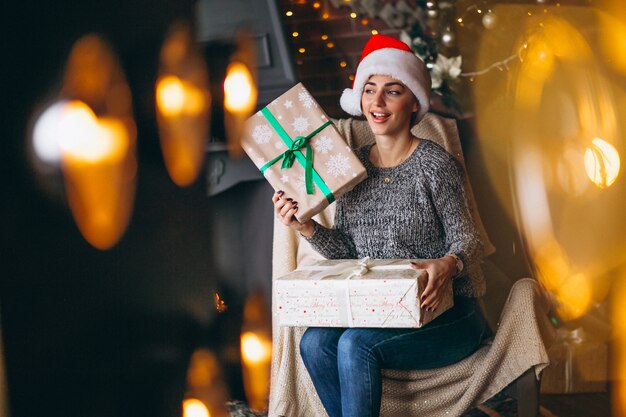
left=584, top=137, right=621, bottom=188
left=156, top=21, right=211, bottom=187
left=223, top=62, right=256, bottom=114
left=240, top=332, right=271, bottom=365
left=183, top=398, right=210, bottom=417
left=33, top=34, right=138, bottom=250
left=474, top=6, right=626, bottom=323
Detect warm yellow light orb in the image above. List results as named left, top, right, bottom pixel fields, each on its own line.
left=241, top=332, right=271, bottom=365
left=584, top=137, right=621, bottom=188
left=555, top=272, right=592, bottom=321
left=156, top=75, right=186, bottom=117
left=58, top=101, right=128, bottom=164
left=182, top=398, right=210, bottom=417
left=223, top=62, right=256, bottom=114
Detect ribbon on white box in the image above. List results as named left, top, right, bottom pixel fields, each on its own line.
left=297, top=257, right=418, bottom=327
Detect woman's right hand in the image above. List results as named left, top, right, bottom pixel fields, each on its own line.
left=272, top=191, right=315, bottom=237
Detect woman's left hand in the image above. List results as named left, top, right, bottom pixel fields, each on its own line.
left=410, top=256, right=456, bottom=311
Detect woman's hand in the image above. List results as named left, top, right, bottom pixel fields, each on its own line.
left=410, top=256, right=457, bottom=311
left=272, top=191, right=315, bottom=237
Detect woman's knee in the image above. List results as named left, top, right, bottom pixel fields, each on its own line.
left=300, top=328, right=342, bottom=364
left=337, top=329, right=375, bottom=363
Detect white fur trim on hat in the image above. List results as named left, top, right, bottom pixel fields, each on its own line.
left=340, top=48, right=431, bottom=123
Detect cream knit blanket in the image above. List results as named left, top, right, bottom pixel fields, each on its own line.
left=268, top=113, right=553, bottom=416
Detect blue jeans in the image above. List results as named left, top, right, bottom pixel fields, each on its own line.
left=299, top=297, right=490, bottom=417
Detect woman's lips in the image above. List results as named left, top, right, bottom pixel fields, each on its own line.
left=370, top=111, right=390, bottom=123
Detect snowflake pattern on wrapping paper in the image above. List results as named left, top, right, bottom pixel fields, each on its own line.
left=291, top=116, right=310, bottom=134
left=298, top=89, right=316, bottom=109
left=280, top=174, right=289, bottom=183
left=325, top=153, right=351, bottom=177
left=295, top=175, right=308, bottom=193
left=314, top=136, right=333, bottom=154
left=246, top=147, right=269, bottom=172
left=263, top=168, right=275, bottom=179
left=252, top=124, right=273, bottom=144
left=284, top=100, right=293, bottom=109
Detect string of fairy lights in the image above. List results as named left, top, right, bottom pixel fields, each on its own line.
left=280, top=0, right=580, bottom=111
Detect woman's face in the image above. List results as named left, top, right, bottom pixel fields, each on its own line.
left=361, top=74, right=418, bottom=138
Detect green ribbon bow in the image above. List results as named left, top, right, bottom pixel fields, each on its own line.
left=259, top=107, right=335, bottom=203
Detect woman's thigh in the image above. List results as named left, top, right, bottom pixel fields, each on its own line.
left=340, top=300, right=488, bottom=370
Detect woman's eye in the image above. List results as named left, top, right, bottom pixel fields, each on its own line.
left=387, top=90, right=400, bottom=95
left=364, top=88, right=375, bottom=94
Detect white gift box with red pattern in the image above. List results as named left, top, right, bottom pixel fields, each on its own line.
left=275, top=258, right=453, bottom=328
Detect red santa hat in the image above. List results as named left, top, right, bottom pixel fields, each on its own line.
left=340, top=34, right=431, bottom=123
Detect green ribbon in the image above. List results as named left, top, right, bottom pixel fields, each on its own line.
left=259, top=107, right=335, bottom=203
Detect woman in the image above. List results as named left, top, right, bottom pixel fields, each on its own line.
left=272, top=34, right=489, bottom=417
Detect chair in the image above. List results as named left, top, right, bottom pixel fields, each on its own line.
left=267, top=113, right=555, bottom=417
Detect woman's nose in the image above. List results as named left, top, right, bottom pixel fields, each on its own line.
left=372, top=90, right=385, bottom=106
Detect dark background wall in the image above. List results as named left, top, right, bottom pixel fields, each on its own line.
left=1, top=1, right=278, bottom=416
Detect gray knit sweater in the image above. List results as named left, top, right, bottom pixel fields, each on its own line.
left=305, top=139, right=485, bottom=298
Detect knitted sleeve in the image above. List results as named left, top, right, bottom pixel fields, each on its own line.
left=303, top=203, right=358, bottom=259
left=420, top=145, right=484, bottom=277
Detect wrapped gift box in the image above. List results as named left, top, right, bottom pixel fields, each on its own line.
left=241, top=83, right=367, bottom=222
left=540, top=328, right=608, bottom=393
left=275, top=258, right=454, bottom=328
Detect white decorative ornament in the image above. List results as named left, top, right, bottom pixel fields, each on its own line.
left=482, top=12, right=497, bottom=30
left=325, top=153, right=351, bottom=177
left=284, top=100, right=293, bottom=109
left=441, top=30, right=455, bottom=48
left=252, top=124, right=273, bottom=144
left=314, top=136, right=334, bottom=154
left=292, top=116, right=310, bottom=133
left=430, top=54, right=462, bottom=89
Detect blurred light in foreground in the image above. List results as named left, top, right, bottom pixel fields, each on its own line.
left=241, top=332, right=271, bottom=365
left=240, top=331, right=272, bottom=411
left=223, top=62, right=256, bottom=114
left=57, top=100, right=135, bottom=249
left=185, top=349, right=229, bottom=417
left=156, top=21, right=211, bottom=187
left=599, top=0, right=626, bottom=74
left=156, top=76, right=206, bottom=118
left=183, top=398, right=210, bottom=417
left=240, top=291, right=272, bottom=412
left=223, top=29, right=257, bottom=158
left=584, top=137, right=621, bottom=188
left=32, top=101, right=69, bottom=163
left=34, top=34, right=137, bottom=250
left=59, top=101, right=128, bottom=162
left=474, top=6, right=626, bottom=324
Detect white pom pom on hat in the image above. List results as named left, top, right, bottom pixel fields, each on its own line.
left=340, top=34, right=432, bottom=123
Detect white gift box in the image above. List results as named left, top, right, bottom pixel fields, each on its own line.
left=275, top=258, right=454, bottom=328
